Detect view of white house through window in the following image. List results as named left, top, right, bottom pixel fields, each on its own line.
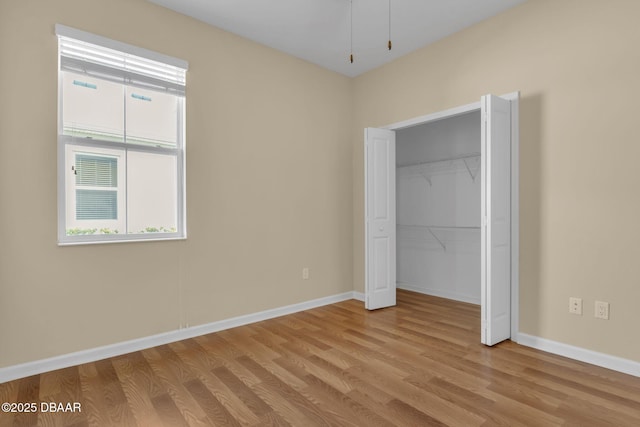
left=57, top=25, right=188, bottom=244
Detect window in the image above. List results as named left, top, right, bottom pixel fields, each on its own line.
left=56, top=25, right=188, bottom=244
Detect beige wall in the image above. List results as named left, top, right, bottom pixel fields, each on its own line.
left=0, top=0, right=353, bottom=368
left=353, top=0, right=640, bottom=362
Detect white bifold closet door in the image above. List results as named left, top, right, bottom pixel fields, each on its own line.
left=364, top=128, right=396, bottom=310
left=364, top=94, right=512, bottom=346
left=480, top=94, right=511, bottom=346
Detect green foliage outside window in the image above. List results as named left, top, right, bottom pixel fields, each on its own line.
left=66, top=226, right=176, bottom=236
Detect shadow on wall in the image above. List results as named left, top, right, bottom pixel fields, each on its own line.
left=519, top=92, right=543, bottom=334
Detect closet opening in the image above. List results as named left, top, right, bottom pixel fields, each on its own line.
left=364, top=93, right=519, bottom=346
left=396, top=110, right=482, bottom=305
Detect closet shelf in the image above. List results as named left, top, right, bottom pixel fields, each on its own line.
left=400, top=152, right=480, bottom=168
left=398, top=152, right=481, bottom=184
left=397, top=224, right=480, bottom=251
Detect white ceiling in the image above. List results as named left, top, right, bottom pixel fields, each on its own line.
left=148, top=0, right=527, bottom=77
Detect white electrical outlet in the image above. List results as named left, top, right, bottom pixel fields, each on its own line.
left=302, top=267, right=310, bottom=280
left=569, top=297, right=582, bottom=315
left=595, top=301, right=609, bottom=320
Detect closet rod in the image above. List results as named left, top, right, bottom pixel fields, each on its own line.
left=398, top=151, right=480, bottom=168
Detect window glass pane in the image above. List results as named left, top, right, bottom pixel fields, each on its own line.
left=125, top=86, right=178, bottom=148
left=62, top=71, right=124, bottom=142
left=127, top=151, right=178, bottom=234
left=76, top=190, right=117, bottom=220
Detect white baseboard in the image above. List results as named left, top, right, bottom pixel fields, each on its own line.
left=397, top=282, right=480, bottom=305
left=6, top=294, right=637, bottom=384
left=0, top=291, right=359, bottom=384
left=517, top=333, right=640, bottom=378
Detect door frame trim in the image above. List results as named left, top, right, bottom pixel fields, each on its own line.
left=374, top=91, right=520, bottom=342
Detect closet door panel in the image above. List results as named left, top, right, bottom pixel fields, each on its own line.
left=365, top=128, right=396, bottom=310
left=481, top=94, right=512, bottom=346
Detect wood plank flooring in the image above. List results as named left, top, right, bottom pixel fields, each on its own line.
left=2, top=290, right=640, bottom=426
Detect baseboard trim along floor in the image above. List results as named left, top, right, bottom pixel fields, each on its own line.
left=2, top=292, right=638, bottom=383
left=517, top=333, right=640, bottom=378
left=0, top=291, right=358, bottom=383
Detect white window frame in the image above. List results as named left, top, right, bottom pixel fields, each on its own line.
left=56, top=25, right=188, bottom=245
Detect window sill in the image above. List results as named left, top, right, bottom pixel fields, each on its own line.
left=57, top=235, right=187, bottom=246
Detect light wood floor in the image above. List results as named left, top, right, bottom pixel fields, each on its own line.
left=2, top=290, right=640, bottom=426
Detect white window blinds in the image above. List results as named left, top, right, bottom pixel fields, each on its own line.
left=56, top=24, right=187, bottom=95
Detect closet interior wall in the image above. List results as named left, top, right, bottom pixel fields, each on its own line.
left=396, top=110, right=481, bottom=304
